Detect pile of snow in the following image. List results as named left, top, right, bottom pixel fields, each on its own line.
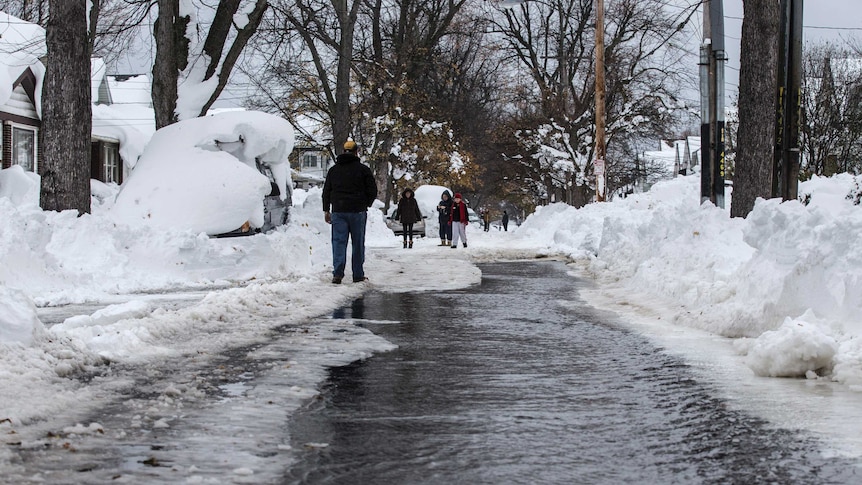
left=509, top=172, right=862, bottom=389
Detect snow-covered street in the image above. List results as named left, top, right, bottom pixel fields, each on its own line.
left=5, top=173, right=862, bottom=481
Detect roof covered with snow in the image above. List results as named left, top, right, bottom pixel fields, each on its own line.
left=0, top=10, right=45, bottom=114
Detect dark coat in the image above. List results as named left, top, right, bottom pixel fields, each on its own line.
left=322, top=153, right=377, bottom=213
left=395, top=190, right=423, bottom=224
left=437, top=191, right=453, bottom=222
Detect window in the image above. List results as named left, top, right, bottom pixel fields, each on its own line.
left=12, top=126, right=36, bottom=172
left=102, top=142, right=120, bottom=183
left=302, top=152, right=319, bottom=168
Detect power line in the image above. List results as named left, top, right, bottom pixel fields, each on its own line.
left=724, top=15, right=862, bottom=32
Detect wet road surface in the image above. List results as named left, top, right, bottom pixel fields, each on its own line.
left=285, top=262, right=860, bottom=484
left=6, top=261, right=861, bottom=484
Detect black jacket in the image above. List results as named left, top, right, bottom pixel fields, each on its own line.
left=437, top=192, right=453, bottom=222
left=322, top=153, right=378, bottom=213
left=395, top=190, right=423, bottom=224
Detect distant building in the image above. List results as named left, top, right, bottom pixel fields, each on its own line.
left=289, top=117, right=332, bottom=190
left=639, top=136, right=701, bottom=192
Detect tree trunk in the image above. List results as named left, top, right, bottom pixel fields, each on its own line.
left=152, top=0, right=188, bottom=129
left=332, top=0, right=360, bottom=154
left=731, top=0, right=779, bottom=218
left=40, top=0, right=91, bottom=214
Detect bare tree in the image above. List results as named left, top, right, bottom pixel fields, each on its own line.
left=152, top=0, right=269, bottom=129
left=731, top=0, right=779, bottom=218
left=152, top=0, right=188, bottom=128
left=40, top=0, right=91, bottom=213
left=250, top=0, right=479, bottom=211
left=352, top=0, right=471, bottom=208
left=490, top=0, right=694, bottom=206
left=800, top=42, right=862, bottom=176
left=0, top=0, right=49, bottom=24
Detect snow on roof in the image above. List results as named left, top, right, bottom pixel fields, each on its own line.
left=91, top=57, right=107, bottom=102
left=0, top=10, right=45, bottom=112
left=106, top=74, right=151, bottom=106
left=92, top=103, right=155, bottom=169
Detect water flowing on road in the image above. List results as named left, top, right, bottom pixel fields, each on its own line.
left=285, top=261, right=859, bottom=484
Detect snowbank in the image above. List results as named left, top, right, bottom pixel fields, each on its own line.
left=511, top=172, right=862, bottom=388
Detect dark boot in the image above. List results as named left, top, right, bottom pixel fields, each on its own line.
left=463, top=242, right=467, bottom=248
left=403, top=240, right=408, bottom=248
left=409, top=240, right=413, bottom=248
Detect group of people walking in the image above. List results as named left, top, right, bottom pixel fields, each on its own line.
left=435, top=190, right=470, bottom=248
left=323, top=138, right=510, bottom=284
left=393, top=189, right=470, bottom=248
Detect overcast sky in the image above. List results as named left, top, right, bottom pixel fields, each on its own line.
left=720, top=0, right=862, bottom=102
left=113, top=1, right=862, bottom=112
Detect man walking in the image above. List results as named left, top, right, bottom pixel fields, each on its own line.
left=323, top=140, right=378, bottom=284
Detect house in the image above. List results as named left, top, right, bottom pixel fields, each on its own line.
left=0, top=12, right=153, bottom=196
left=292, top=141, right=330, bottom=189
left=0, top=11, right=46, bottom=175
left=289, top=115, right=332, bottom=190
left=639, top=136, right=701, bottom=192
left=90, top=58, right=155, bottom=186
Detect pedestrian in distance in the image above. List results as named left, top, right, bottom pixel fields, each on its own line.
left=502, top=210, right=509, bottom=231
left=394, top=188, right=423, bottom=248
left=448, top=193, right=469, bottom=248
left=437, top=190, right=453, bottom=246
left=322, top=140, right=378, bottom=284
left=482, top=208, right=491, bottom=232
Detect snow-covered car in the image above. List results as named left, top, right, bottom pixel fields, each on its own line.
left=111, top=111, right=294, bottom=237
left=385, top=209, right=427, bottom=237
left=214, top=161, right=290, bottom=238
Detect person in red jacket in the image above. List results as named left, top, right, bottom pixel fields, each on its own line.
left=448, top=193, right=469, bottom=248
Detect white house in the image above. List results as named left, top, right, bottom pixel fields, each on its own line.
left=90, top=58, right=155, bottom=186
left=0, top=11, right=45, bottom=175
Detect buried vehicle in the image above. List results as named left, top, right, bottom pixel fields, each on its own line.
left=385, top=212, right=427, bottom=238
left=111, top=111, right=294, bottom=237
left=214, top=160, right=291, bottom=237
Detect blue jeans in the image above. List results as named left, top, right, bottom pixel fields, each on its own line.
left=439, top=218, right=452, bottom=240
left=331, top=211, right=367, bottom=279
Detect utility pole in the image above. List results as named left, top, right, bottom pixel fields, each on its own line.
left=699, top=6, right=712, bottom=205
left=699, top=0, right=726, bottom=209
left=773, top=0, right=802, bottom=201
left=594, top=0, right=606, bottom=202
